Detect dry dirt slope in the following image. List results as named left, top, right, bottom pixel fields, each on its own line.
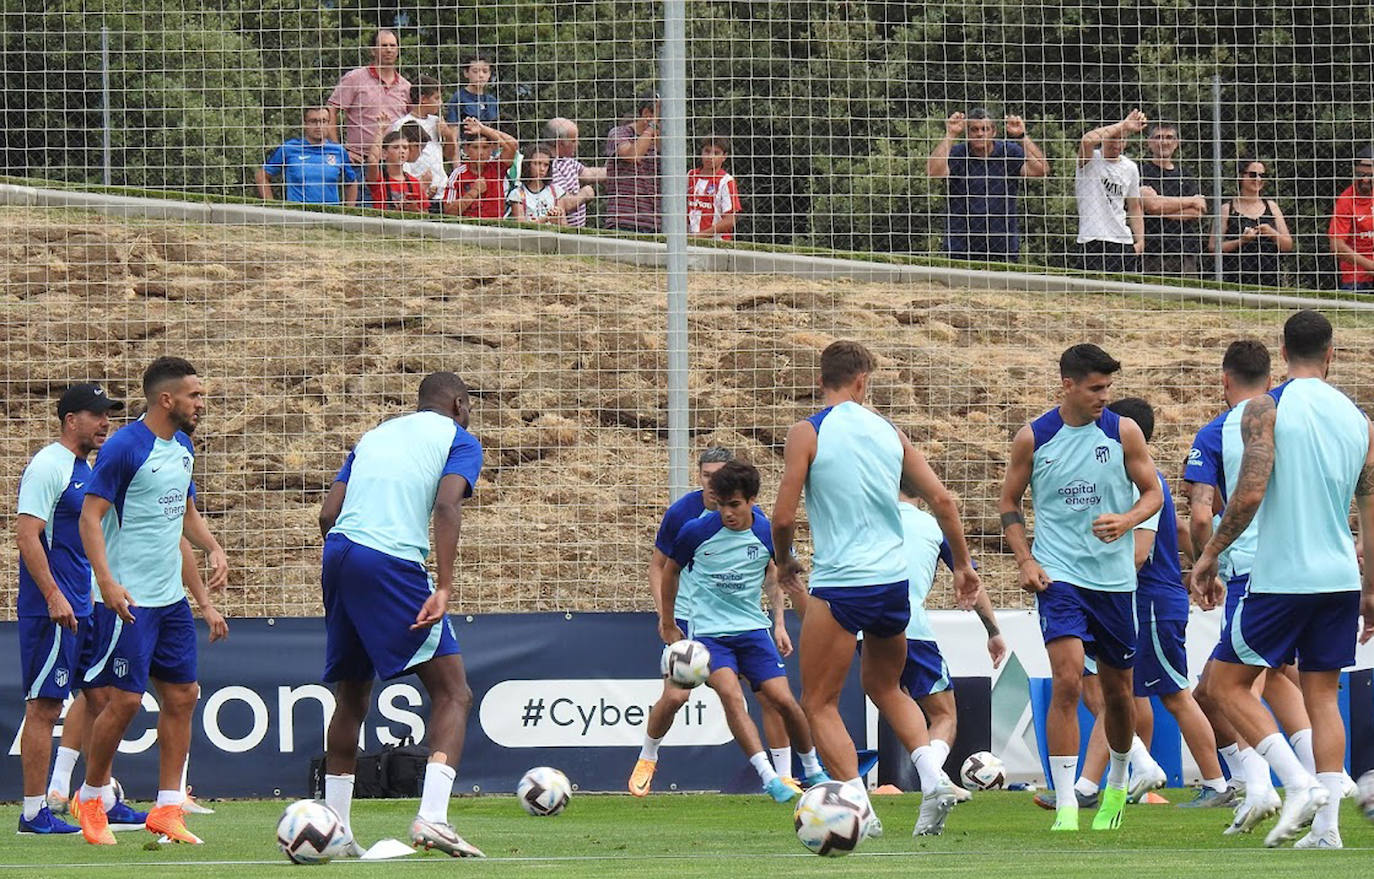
left=3, top=207, right=1374, bottom=618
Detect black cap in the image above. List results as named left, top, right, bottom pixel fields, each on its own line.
left=57, top=383, right=125, bottom=419
left=1357, top=144, right=1374, bottom=162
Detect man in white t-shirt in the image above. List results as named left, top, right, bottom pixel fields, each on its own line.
left=1075, top=109, right=1147, bottom=274
left=390, top=76, right=456, bottom=200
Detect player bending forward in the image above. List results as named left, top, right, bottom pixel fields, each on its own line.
left=658, top=461, right=829, bottom=802
left=318, top=372, right=485, bottom=858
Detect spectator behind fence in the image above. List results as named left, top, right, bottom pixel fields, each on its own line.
left=926, top=109, right=1048, bottom=262
left=507, top=144, right=566, bottom=224
left=545, top=117, right=605, bottom=228
left=441, top=118, right=517, bottom=219
left=1138, top=121, right=1208, bottom=277
left=390, top=76, right=455, bottom=199
left=328, top=29, right=411, bottom=165
left=1075, top=109, right=1147, bottom=274
left=1327, top=145, right=1374, bottom=292
left=444, top=52, right=498, bottom=125
left=1211, top=158, right=1293, bottom=288
left=255, top=107, right=358, bottom=205
left=365, top=129, right=428, bottom=213
left=604, top=93, right=662, bottom=233
left=687, top=135, right=741, bottom=240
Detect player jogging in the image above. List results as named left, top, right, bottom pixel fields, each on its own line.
left=999, top=344, right=1162, bottom=832
left=317, top=371, right=484, bottom=858
left=895, top=478, right=1006, bottom=799
left=15, top=383, right=131, bottom=835
left=1192, top=310, right=1374, bottom=849
left=630, top=448, right=821, bottom=795
left=77, top=359, right=228, bottom=846
left=773, top=340, right=980, bottom=839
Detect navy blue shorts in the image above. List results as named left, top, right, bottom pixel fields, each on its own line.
left=1223, top=573, right=1249, bottom=624
left=84, top=600, right=197, bottom=693
left=1134, top=611, right=1189, bottom=696
left=1037, top=581, right=1138, bottom=669
left=19, top=615, right=95, bottom=701
left=322, top=534, right=460, bottom=682
left=811, top=581, right=910, bottom=638
left=695, top=629, right=786, bottom=691
left=1214, top=590, right=1359, bottom=672
left=901, top=639, right=952, bottom=697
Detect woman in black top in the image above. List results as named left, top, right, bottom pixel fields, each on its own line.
left=1210, top=158, right=1293, bottom=287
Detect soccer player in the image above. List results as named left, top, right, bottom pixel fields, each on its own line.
left=1104, top=397, right=1228, bottom=806
left=895, top=479, right=1006, bottom=798
left=1192, top=310, right=1374, bottom=849
left=317, top=372, right=484, bottom=858
left=76, top=358, right=228, bottom=846
left=773, top=340, right=980, bottom=838
left=15, top=384, right=125, bottom=834
left=999, top=344, right=1163, bottom=832
left=630, top=448, right=819, bottom=795
left=658, top=461, right=826, bottom=801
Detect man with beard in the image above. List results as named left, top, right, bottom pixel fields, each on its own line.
left=1326, top=145, right=1374, bottom=292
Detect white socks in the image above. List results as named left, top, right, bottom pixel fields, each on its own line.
left=324, top=774, right=355, bottom=830
left=156, top=789, right=184, bottom=808
left=1311, top=772, right=1344, bottom=836
left=50, top=746, right=79, bottom=797
left=909, top=746, right=941, bottom=794
left=770, top=747, right=792, bottom=778
left=417, top=761, right=455, bottom=824
left=1218, top=743, right=1243, bottom=780
left=1240, top=746, right=1275, bottom=795
left=1202, top=776, right=1227, bottom=793
left=1107, top=748, right=1131, bottom=790
left=22, top=795, right=43, bottom=821
left=1129, top=735, right=1161, bottom=776
left=843, top=776, right=872, bottom=808
left=749, top=751, right=779, bottom=784
left=1050, top=756, right=1078, bottom=806
left=1074, top=776, right=1099, bottom=797
left=929, top=738, right=951, bottom=770
left=80, top=782, right=115, bottom=812
left=1289, top=728, right=1316, bottom=775
left=1255, top=732, right=1313, bottom=791
left=798, top=748, right=823, bottom=777
left=639, top=735, right=663, bottom=762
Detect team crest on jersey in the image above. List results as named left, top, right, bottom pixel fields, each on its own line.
left=706, top=183, right=718, bottom=194
left=54, top=667, right=69, bottom=688
left=113, top=658, right=128, bottom=679
left=183, top=455, right=192, bottom=472
left=1095, top=445, right=1110, bottom=464
left=326, top=154, right=338, bottom=165
left=747, top=545, right=760, bottom=560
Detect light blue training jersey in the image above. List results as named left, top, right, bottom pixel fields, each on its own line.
left=85, top=420, right=196, bottom=608
left=1028, top=406, right=1137, bottom=592
left=1185, top=400, right=1260, bottom=579
left=670, top=508, right=774, bottom=637
left=900, top=503, right=945, bottom=642
left=16, top=443, right=95, bottom=619
left=804, top=401, right=907, bottom=589
left=330, top=410, right=484, bottom=565
left=1249, top=378, right=1368, bottom=595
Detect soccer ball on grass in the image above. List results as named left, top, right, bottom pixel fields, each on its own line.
left=660, top=639, right=711, bottom=688
left=960, top=751, right=1006, bottom=791
left=276, top=799, right=349, bottom=865
left=518, top=766, right=572, bottom=816
left=793, top=781, right=869, bottom=857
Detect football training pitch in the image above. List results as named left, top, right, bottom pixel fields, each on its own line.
left=2, top=791, right=1371, bottom=878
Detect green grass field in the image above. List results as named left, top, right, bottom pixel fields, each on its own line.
left=2, top=791, right=1371, bottom=878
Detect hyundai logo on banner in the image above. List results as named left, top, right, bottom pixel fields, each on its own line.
left=479, top=679, right=731, bottom=748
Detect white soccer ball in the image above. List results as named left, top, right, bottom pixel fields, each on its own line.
left=517, top=766, right=572, bottom=816
left=960, top=751, right=1006, bottom=791
left=660, top=638, right=711, bottom=688
left=276, top=799, right=349, bottom=865
left=793, top=781, right=869, bottom=857
left=1357, top=770, right=1374, bottom=822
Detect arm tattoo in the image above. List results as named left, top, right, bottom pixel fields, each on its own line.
left=974, top=603, right=1000, bottom=637
left=999, top=510, right=1025, bottom=530
left=1210, top=394, right=1275, bottom=552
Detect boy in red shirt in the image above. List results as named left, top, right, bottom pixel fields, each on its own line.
left=441, top=118, right=517, bottom=219
left=365, top=129, right=428, bottom=213
left=687, top=135, right=742, bottom=240
left=1327, top=145, right=1374, bottom=292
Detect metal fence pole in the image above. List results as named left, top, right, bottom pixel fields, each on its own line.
left=102, top=26, right=112, bottom=186
left=662, top=1, right=690, bottom=500
left=1212, top=75, right=1223, bottom=281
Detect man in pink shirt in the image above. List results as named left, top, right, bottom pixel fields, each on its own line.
left=328, top=29, right=412, bottom=165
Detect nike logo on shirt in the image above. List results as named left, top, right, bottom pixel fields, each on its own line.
left=1145, top=678, right=1161, bottom=688
left=72, top=482, right=84, bottom=489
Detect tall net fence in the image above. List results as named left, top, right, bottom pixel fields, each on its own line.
left=3, top=2, right=1374, bottom=620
